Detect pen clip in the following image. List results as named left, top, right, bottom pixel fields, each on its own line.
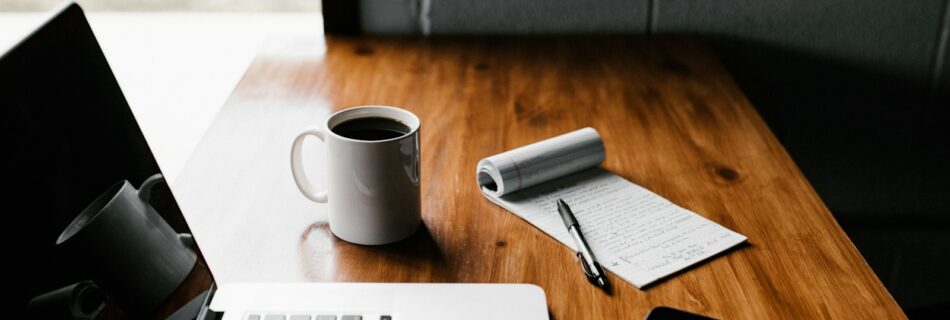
left=576, top=251, right=595, bottom=278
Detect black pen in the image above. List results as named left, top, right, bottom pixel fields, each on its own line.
left=556, top=199, right=610, bottom=290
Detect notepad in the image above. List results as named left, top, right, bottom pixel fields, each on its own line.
left=476, top=128, right=747, bottom=288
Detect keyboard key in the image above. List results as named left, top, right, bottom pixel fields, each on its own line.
left=265, top=315, right=287, bottom=320
left=247, top=315, right=262, bottom=320
left=380, top=316, right=392, bottom=320
left=315, top=316, right=337, bottom=320
left=341, top=316, right=362, bottom=320
left=290, top=316, right=312, bottom=320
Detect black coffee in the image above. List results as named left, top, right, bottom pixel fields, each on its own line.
left=332, top=117, right=411, bottom=141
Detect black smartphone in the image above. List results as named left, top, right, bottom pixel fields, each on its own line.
left=644, top=306, right=716, bottom=320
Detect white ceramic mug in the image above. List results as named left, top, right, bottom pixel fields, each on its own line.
left=290, top=106, right=421, bottom=245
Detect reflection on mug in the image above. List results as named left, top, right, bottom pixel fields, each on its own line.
left=55, top=174, right=196, bottom=313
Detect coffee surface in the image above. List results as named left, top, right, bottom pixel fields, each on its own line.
left=332, top=117, right=410, bottom=141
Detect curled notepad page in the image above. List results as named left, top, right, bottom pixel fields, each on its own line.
left=476, top=127, right=748, bottom=288
left=477, top=127, right=606, bottom=196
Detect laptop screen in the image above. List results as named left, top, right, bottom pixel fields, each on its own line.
left=2, top=3, right=212, bottom=318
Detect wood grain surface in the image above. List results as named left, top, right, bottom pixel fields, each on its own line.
left=173, top=36, right=905, bottom=319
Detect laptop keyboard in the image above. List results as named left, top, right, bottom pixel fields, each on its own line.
left=246, top=314, right=392, bottom=320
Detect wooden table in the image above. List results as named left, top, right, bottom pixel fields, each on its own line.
left=173, top=36, right=905, bottom=319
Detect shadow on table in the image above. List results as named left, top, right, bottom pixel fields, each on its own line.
left=299, top=221, right=450, bottom=282
left=691, top=35, right=950, bottom=318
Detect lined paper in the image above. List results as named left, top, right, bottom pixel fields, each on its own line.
left=483, top=168, right=746, bottom=288
left=477, top=128, right=746, bottom=288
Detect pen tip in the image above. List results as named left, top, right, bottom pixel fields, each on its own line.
left=598, top=278, right=613, bottom=295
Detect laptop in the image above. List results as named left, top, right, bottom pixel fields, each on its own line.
left=4, top=2, right=548, bottom=319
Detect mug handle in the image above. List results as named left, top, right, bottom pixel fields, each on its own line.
left=138, top=173, right=165, bottom=203
left=290, top=126, right=329, bottom=203
left=137, top=173, right=197, bottom=252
